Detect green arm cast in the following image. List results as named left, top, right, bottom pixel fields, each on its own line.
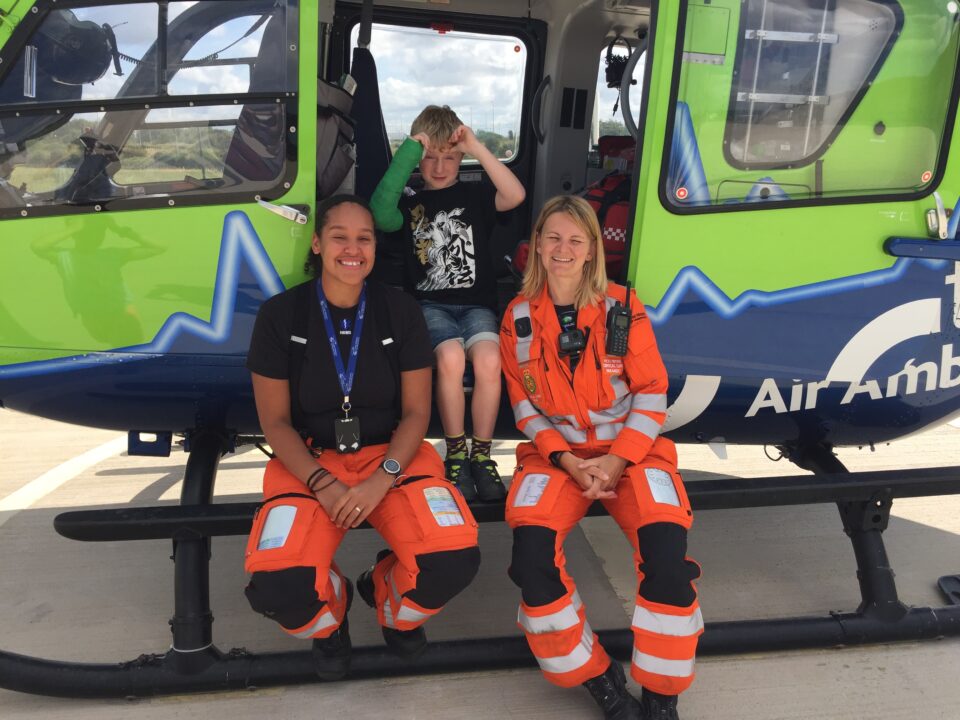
left=369, top=138, right=424, bottom=232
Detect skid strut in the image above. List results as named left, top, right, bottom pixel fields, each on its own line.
left=3, top=444, right=960, bottom=697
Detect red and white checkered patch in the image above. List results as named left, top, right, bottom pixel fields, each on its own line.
left=603, top=227, right=627, bottom=246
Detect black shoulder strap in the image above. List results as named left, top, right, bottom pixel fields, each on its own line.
left=287, top=280, right=314, bottom=433
left=366, top=282, right=403, bottom=418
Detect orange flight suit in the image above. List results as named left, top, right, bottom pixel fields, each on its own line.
left=500, top=283, right=702, bottom=696
left=244, top=441, right=480, bottom=640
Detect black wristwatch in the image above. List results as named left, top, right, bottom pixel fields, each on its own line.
left=549, top=451, right=567, bottom=468
left=381, top=458, right=402, bottom=477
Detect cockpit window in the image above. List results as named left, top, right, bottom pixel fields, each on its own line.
left=0, top=0, right=296, bottom=219
left=0, top=4, right=159, bottom=104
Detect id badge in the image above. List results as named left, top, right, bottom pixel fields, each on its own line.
left=335, top=416, right=361, bottom=454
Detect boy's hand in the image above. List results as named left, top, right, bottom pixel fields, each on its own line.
left=449, top=125, right=481, bottom=156
left=411, top=132, right=431, bottom=151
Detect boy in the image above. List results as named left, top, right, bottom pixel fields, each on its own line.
left=370, top=105, right=525, bottom=501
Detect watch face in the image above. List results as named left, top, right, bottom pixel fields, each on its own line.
left=383, top=459, right=401, bottom=475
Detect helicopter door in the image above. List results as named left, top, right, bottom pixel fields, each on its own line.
left=624, top=0, right=960, bottom=415
left=326, top=4, right=546, bottom=289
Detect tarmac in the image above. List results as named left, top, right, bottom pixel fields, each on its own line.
left=1, top=409, right=959, bottom=719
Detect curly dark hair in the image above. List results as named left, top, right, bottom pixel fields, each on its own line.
left=303, top=194, right=375, bottom=276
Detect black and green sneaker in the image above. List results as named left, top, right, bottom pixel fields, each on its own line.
left=470, top=456, right=506, bottom=502
left=445, top=456, right=478, bottom=501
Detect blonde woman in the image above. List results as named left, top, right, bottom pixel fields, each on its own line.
left=499, top=196, right=702, bottom=720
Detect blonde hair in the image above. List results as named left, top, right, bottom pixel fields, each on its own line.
left=410, top=105, right=464, bottom=148
left=521, top=195, right=608, bottom=309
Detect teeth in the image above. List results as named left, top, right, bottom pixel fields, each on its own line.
left=552, top=257, right=573, bottom=262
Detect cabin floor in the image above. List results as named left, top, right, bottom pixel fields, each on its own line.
left=1, top=410, right=959, bottom=719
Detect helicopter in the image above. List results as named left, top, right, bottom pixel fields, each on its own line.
left=1, top=0, right=959, bottom=699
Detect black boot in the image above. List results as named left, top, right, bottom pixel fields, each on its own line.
left=310, top=578, right=353, bottom=680
left=640, top=689, right=680, bottom=720
left=357, top=555, right=428, bottom=659
left=582, top=662, right=643, bottom=720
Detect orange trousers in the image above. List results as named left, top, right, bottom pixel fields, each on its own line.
left=244, top=441, right=480, bottom=639
left=505, top=440, right=702, bottom=695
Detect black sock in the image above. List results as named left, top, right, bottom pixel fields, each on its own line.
left=445, top=433, right=467, bottom=460
left=470, top=437, right=492, bottom=461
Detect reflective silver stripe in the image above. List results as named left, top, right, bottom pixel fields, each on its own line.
left=513, top=399, right=539, bottom=421
left=632, top=606, right=704, bottom=637
left=610, top=375, right=630, bottom=399
left=631, top=648, right=695, bottom=678
left=548, top=413, right=581, bottom=429
left=631, top=393, right=668, bottom=413
left=328, top=570, right=342, bottom=601
left=522, top=416, right=554, bottom=440
left=588, top=394, right=631, bottom=424
left=537, top=623, right=595, bottom=675
left=513, top=302, right=532, bottom=364
left=625, top=412, right=662, bottom=440
left=293, top=610, right=337, bottom=638
left=556, top=424, right=588, bottom=444
left=517, top=591, right=584, bottom=634
left=397, top=604, right=432, bottom=624
left=594, top=422, right=623, bottom=441
left=605, top=297, right=617, bottom=312
left=383, top=598, right=396, bottom=628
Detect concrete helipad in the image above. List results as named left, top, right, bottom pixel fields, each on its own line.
left=2, top=409, right=959, bottom=719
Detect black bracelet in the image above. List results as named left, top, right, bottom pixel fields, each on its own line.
left=306, top=468, right=328, bottom=491
left=549, top=451, right=567, bottom=468
left=313, top=477, right=338, bottom=493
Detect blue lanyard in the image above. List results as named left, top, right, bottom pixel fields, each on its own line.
left=316, top=280, right=366, bottom=411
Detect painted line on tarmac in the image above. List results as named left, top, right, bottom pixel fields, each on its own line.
left=0, top=436, right=127, bottom=528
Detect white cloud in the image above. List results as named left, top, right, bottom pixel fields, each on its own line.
left=356, top=24, right=527, bottom=137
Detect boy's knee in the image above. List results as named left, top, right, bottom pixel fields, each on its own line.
left=435, top=341, right=466, bottom=375
left=470, top=345, right=501, bottom=380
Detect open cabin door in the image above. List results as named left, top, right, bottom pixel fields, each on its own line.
left=627, top=0, right=960, bottom=446
left=327, top=2, right=546, bottom=291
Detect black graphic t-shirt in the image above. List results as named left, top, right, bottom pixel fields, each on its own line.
left=246, top=281, right=433, bottom=448
left=399, top=181, right=499, bottom=309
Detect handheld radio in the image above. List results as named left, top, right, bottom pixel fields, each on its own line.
left=605, top=281, right=632, bottom=357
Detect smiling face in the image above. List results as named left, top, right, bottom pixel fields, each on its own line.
left=420, top=146, right=464, bottom=190
left=536, top=210, right=594, bottom=282
left=311, top=202, right=376, bottom=293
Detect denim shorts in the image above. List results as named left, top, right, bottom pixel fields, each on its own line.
left=419, top=301, right=500, bottom=350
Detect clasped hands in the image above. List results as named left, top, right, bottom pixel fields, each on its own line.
left=558, top=452, right=629, bottom=500
left=313, top=470, right=394, bottom=530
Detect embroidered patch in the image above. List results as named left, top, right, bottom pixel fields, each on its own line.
left=645, top=468, right=680, bottom=506
left=602, top=357, right=624, bottom=373
left=513, top=473, right=551, bottom=507
left=522, top=368, right=537, bottom=394
left=257, top=505, right=297, bottom=550
left=424, top=487, right=465, bottom=526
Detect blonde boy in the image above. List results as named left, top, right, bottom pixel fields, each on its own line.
left=370, top=105, right=525, bottom=501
